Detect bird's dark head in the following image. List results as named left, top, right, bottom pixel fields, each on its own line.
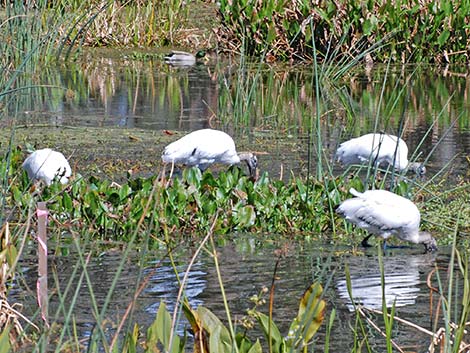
left=195, top=50, right=206, bottom=59
left=246, top=154, right=258, bottom=181
left=238, top=152, right=258, bottom=180
left=421, top=232, right=438, bottom=253
left=409, top=162, right=426, bottom=176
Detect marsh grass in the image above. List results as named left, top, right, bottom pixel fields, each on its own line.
left=218, top=0, right=470, bottom=63
left=1, top=2, right=469, bottom=352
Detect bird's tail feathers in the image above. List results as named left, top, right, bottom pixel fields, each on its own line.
left=349, top=188, right=361, bottom=197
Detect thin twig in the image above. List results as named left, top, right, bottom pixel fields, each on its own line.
left=362, top=307, right=435, bottom=337
left=357, top=307, right=405, bottom=353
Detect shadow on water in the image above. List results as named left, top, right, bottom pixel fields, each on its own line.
left=10, top=235, right=455, bottom=351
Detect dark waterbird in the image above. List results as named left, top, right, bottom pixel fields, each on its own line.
left=164, top=50, right=206, bottom=66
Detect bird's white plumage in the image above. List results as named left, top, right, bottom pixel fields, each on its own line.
left=336, top=133, right=410, bottom=171
left=22, top=148, right=71, bottom=186
left=336, top=188, right=437, bottom=252
left=337, top=188, right=421, bottom=243
left=162, top=129, right=241, bottom=170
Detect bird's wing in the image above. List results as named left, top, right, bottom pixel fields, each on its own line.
left=356, top=195, right=419, bottom=232
left=336, top=135, right=383, bottom=165
left=162, top=130, right=238, bottom=166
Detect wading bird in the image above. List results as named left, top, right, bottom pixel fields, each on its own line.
left=335, top=133, right=425, bottom=175
left=22, top=148, right=72, bottom=186
left=336, top=188, right=437, bottom=252
left=161, top=129, right=258, bottom=179
left=164, top=50, right=206, bottom=66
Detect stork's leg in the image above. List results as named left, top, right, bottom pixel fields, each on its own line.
left=361, top=234, right=373, bottom=248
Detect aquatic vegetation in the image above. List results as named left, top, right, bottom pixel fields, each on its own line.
left=217, top=0, right=470, bottom=63
left=8, top=158, right=339, bottom=241
left=146, top=281, right=325, bottom=353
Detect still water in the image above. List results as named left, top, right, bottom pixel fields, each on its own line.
left=2, top=49, right=470, bottom=179
left=4, top=50, right=470, bottom=350
left=12, top=236, right=452, bottom=351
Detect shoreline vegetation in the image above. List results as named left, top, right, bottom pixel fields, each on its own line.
left=1, top=1, right=470, bottom=352
left=1, top=0, right=469, bottom=64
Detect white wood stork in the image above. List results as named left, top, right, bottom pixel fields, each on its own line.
left=335, top=133, right=425, bottom=175
left=161, top=129, right=258, bottom=179
left=22, top=148, right=72, bottom=186
left=336, top=188, right=437, bottom=252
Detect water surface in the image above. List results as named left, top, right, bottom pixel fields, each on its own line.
left=11, top=236, right=454, bottom=351
left=1, top=49, right=469, bottom=180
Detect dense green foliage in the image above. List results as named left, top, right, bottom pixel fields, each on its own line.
left=218, top=0, right=470, bottom=63
left=147, top=282, right=325, bottom=353
left=8, top=155, right=344, bottom=241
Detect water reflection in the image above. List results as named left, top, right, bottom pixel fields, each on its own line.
left=2, top=50, right=469, bottom=180
left=9, top=237, right=452, bottom=352
left=336, top=254, right=433, bottom=311
left=144, top=260, right=206, bottom=314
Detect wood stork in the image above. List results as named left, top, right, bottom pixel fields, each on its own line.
left=335, top=133, right=425, bottom=175
left=161, top=129, right=258, bottom=179
left=22, top=148, right=71, bottom=186
left=164, top=50, right=206, bottom=66
left=336, top=188, right=437, bottom=252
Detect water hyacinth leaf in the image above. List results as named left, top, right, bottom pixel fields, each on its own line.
left=363, top=16, right=378, bottom=36
left=288, top=282, right=326, bottom=346
left=438, top=29, right=450, bottom=46
left=233, top=205, right=256, bottom=228
left=184, top=167, right=202, bottom=186
left=119, top=184, right=131, bottom=200
left=107, top=192, right=121, bottom=207
left=62, top=192, right=73, bottom=211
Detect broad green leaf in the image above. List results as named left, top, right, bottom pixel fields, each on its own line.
left=63, top=192, right=73, bottom=211
left=147, top=301, right=181, bottom=353
left=236, top=334, right=254, bottom=353
left=233, top=205, right=256, bottom=228
left=247, top=340, right=262, bottom=353
left=0, top=325, right=11, bottom=353
left=197, top=306, right=231, bottom=351
left=255, top=312, right=283, bottom=353
left=438, top=30, right=450, bottom=46
left=181, top=301, right=211, bottom=353
left=209, top=325, right=227, bottom=353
